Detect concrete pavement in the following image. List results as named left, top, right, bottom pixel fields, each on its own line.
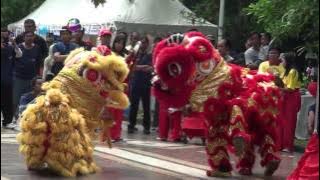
left=1, top=121, right=304, bottom=180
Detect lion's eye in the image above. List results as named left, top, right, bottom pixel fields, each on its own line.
left=196, top=60, right=215, bottom=76
left=168, top=62, right=182, bottom=77
left=83, top=68, right=101, bottom=84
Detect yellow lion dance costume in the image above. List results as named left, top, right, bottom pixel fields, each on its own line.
left=16, top=48, right=129, bottom=177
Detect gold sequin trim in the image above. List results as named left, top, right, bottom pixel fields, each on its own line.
left=210, top=150, right=229, bottom=166
left=190, top=60, right=231, bottom=112
left=207, top=138, right=228, bottom=154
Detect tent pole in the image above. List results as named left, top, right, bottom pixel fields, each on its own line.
left=218, top=0, right=225, bottom=41
left=314, top=63, right=319, bottom=133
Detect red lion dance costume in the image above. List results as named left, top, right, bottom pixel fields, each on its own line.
left=152, top=32, right=281, bottom=177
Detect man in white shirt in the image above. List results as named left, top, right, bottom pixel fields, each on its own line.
left=245, top=32, right=261, bottom=69
left=258, top=32, right=271, bottom=61
left=217, top=39, right=234, bottom=63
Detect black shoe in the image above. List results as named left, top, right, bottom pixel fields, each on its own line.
left=143, top=129, right=151, bottom=135
left=128, top=128, right=135, bottom=134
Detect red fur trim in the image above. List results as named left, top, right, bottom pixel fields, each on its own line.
left=260, top=153, right=280, bottom=167
left=253, top=74, right=275, bottom=82
left=237, top=153, right=255, bottom=169
left=185, top=31, right=206, bottom=38
left=248, top=70, right=258, bottom=75
left=204, top=98, right=231, bottom=125
left=151, top=86, right=193, bottom=108
left=258, top=112, right=276, bottom=127
left=153, top=40, right=169, bottom=64
left=252, top=92, right=271, bottom=109
left=229, top=98, right=247, bottom=109
left=217, top=83, right=236, bottom=99
left=265, top=87, right=281, bottom=101
left=96, top=45, right=111, bottom=56
left=155, top=46, right=195, bottom=89
left=187, top=38, right=215, bottom=62
left=229, top=66, right=243, bottom=87
left=42, top=120, right=51, bottom=159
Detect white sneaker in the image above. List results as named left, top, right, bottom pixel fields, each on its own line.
left=13, top=125, right=21, bottom=131
left=6, top=122, right=17, bottom=129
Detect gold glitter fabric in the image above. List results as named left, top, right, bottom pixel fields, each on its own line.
left=190, top=60, right=232, bottom=112
left=17, top=48, right=129, bottom=177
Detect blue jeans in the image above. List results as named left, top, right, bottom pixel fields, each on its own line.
left=13, top=77, right=32, bottom=115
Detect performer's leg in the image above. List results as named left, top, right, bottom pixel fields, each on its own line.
left=168, top=111, right=182, bottom=141
left=206, top=123, right=232, bottom=177
left=229, top=105, right=255, bottom=175
left=259, top=134, right=281, bottom=176
left=158, top=102, right=169, bottom=140
left=110, top=109, right=123, bottom=140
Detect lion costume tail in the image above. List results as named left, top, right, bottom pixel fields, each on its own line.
left=16, top=87, right=99, bottom=177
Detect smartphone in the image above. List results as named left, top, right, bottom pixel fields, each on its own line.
left=133, top=41, right=141, bottom=54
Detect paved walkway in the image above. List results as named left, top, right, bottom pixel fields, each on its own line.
left=1, top=121, right=303, bottom=180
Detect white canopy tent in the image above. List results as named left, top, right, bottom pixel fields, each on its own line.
left=8, top=0, right=217, bottom=36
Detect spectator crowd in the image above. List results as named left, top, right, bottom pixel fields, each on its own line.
left=1, top=18, right=318, bottom=151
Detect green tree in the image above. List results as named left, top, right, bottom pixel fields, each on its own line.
left=1, top=0, right=44, bottom=27
left=246, top=0, right=319, bottom=55
left=180, top=0, right=260, bottom=52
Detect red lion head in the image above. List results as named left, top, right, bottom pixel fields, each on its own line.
left=152, top=32, right=221, bottom=107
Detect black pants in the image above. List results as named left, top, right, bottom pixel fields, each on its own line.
left=1, top=83, right=13, bottom=125
left=152, top=100, right=159, bottom=127
left=128, top=86, right=151, bottom=131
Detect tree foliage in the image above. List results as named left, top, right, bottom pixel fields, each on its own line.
left=1, top=0, right=45, bottom=27
left=180, top=0, right=260, bottom=52
left=3, top=0, right=317, bottom=55
left=246, top=0, right=319, bottom=54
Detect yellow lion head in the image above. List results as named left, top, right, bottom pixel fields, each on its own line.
left=62, top=48, right=130, bottom=109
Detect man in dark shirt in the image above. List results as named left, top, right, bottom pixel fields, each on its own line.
left=72, top=27, right=92, bottom=51
left=128, top=37, right=153, bottom=134
left=15, top=19, right=48, bottom=68
left=51, top=27, right=78, bottom=76
left=11, top=76, right=44, bottom=131
left=1, top=28, right=22, bottom=128
left=13, top=31, right=41, bottom=122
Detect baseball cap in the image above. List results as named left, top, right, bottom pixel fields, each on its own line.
left=99, top=28, right=112, bottom=37
left=67, top=18, right=82, bottom=32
